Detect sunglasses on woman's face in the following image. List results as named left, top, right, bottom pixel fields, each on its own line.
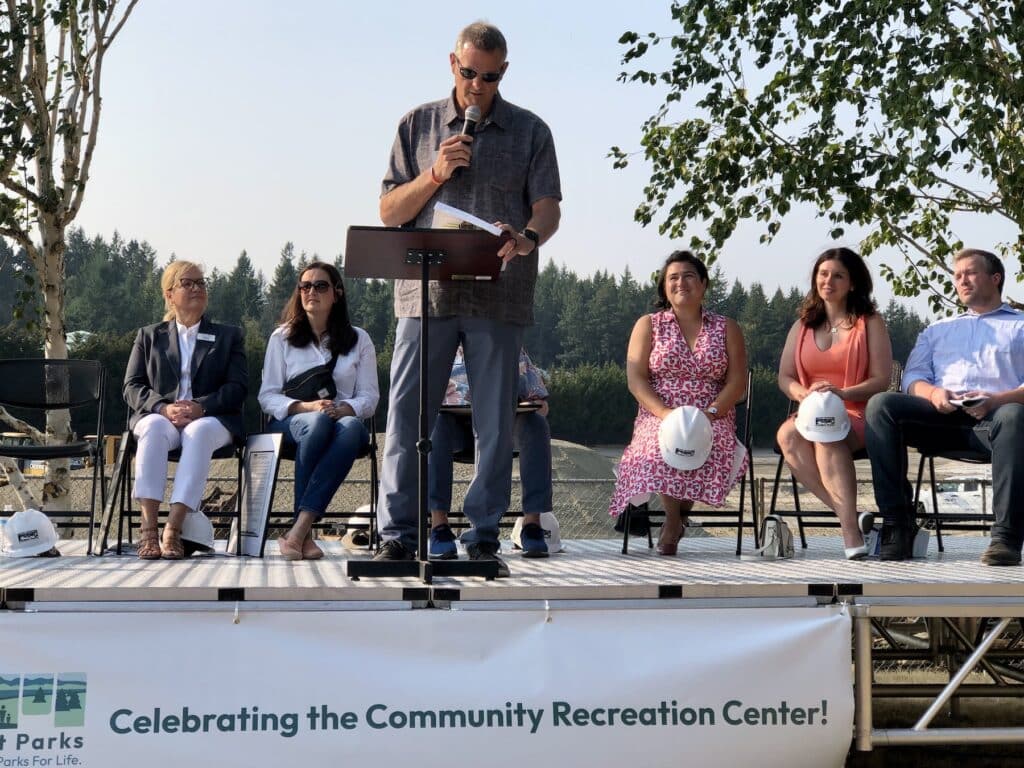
left=298, top=280, right=331, bottom=294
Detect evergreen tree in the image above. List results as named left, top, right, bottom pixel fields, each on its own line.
left=209, top=251, right=265, bottom=326
left=883, top=300, right=928, bottom=366
left=263, top=242, right=299, bottom=334
left=555, top=278, right=591, bottom=367
left=704, top=266, right=729, bottom=314
left=719, top=279, right=748, bottom=321
left=523, top=258, right=564, bottom=366
left=586, top=272, right=622, bottom=365
left=739, top=283, right=774, bottom=369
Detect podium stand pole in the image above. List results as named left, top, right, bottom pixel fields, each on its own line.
left=345, top=230, right=502, bottom=582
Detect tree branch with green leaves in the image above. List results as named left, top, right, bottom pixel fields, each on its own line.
left=612, top=0, right=1024, bottom=312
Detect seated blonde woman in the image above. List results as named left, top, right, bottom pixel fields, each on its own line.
left=123, top=261, right=247, bottom=559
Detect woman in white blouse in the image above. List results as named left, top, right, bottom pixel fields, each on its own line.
left=259, top=262, right=379, bottom=560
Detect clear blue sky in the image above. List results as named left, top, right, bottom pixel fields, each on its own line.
left=75, top=0, right=1016, bottom=316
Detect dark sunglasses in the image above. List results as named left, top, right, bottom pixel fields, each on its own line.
left=178, top=277, right=207, bottom=291
left=298, top=280, right=332, bottom=294
left=454, top=55, right=503, bottom=83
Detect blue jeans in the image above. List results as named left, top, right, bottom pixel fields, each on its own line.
left=429, top=410, right=552, bottom=515
left=268, top=413, right=369, bottom=520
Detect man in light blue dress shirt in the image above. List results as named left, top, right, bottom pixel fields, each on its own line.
left=866, top=249, right=1024, bottom=564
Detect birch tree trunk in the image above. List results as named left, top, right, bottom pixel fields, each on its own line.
left=0, top=0, right=139, bottom=510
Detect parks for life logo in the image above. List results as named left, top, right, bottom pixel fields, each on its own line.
left=0, top=673, right=86, bottom=730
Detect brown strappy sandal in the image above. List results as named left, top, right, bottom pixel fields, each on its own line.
left=161, top=525, right=185, bottom=560
left=137, top=527, right=162, bottom=560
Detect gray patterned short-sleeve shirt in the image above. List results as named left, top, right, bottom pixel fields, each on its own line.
left=381, top=92, right=561, bottom=326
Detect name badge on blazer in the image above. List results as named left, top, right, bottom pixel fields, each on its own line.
left=197, top=333, right=216, bottom=343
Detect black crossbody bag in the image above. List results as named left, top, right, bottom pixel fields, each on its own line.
left=282, top=352, right=339, bottom=402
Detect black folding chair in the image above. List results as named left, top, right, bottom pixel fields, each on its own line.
left=258, top=412, right=379, bottom=548
left=913, top=450, right=992, bottom=552
left=620, top=369, right=759, bottom=556
left=0, top=358, right=106, bottom=554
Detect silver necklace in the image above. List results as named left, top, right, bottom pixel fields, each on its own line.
left=829, top=316, right=850, bottom=335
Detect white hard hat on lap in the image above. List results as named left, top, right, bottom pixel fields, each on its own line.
left=658, top=406, right=713, bottom=471
left=795, top=391, right=850, bottom=443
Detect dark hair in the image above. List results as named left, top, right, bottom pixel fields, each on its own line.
left=954, top=248, right=1005, bottom=295
left=798, top=247, right=877, bottom=327
left=278, top=261, right=358, bottom=356
left=654, top=250, right=709, bottom=310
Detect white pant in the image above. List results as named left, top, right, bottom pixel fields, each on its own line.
left=132, top=413, right=232, bottom=512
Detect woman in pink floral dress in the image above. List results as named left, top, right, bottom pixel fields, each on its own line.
left=609, top=251, right=749, bottom=555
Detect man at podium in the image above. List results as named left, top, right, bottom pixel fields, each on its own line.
left=375, top=21, right=562, bottom=573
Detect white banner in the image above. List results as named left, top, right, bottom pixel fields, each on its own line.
left=0, top=605, right=852, bottom=768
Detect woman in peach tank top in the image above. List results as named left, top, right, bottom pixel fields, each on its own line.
left=777, top=248, right=893, bottom=559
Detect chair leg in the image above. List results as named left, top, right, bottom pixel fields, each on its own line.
left=735, top=476, right=746, bottom=556
left=235, top=451, right=244, bottom=557
left=929, top=456, right=944, bottom=553
left=620, top=506, right=631, bottom=555
left=789, top=474, right=808, bottom=549
left=87, top=452, right=99, bottom=556
left=749, top=458, right=760, bottom=549
left=116, top=464, right=127, bottom=556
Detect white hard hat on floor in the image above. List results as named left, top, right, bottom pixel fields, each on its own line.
left=795, top=391, right=850, bottom=443
left=181, top=510, right=215, bottom=555
left=658, top=406, right=713, bottom=470
left=2, top=508, right=58, bottom=557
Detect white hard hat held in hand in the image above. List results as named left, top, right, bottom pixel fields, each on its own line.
left=795, top=391, right=851, bottom=443
left=658, top=406, right=713, bottom=470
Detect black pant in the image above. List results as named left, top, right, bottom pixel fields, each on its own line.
left=865, top=392, right=1024, bottom=548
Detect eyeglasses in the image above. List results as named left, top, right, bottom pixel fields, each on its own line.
left=454, top=55, right=503, bottom=83
left=298, top=280, right=331, bottom=294
left=178, top=278, right=207, bottom=291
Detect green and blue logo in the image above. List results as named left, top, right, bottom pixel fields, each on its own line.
left=0, top=673, right=87, bottom=729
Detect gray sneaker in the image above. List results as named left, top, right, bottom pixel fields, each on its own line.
left=467, top=545, right=510, bottom=578
left=373, top=540, right=414, bottom=561
left=980, top=540, right=1022, bottom=567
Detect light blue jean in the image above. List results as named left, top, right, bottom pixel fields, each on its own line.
left=267, top=413, right=369, bottom=519
left=377, top=316, right=522, bottom=551
left=429, top=410, right=552, bottom=515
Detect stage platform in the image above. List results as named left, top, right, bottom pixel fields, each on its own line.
left=3, top=534, right=1024, bottom=757
left=2, top=534, right=1021, bottom=607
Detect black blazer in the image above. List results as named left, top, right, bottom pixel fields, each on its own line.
left=123, top=316, right=248, bottom=441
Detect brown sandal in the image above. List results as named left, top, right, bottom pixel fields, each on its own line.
left=301, top=533, right=324, bottom=561
left=161, top=525, right=184, bottom=560
left=137, top=527, right=161, bottom=560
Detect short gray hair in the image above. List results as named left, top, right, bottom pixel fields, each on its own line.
left=455, top=22, right=507, bottom=58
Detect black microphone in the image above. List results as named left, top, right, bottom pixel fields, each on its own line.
left=461, top=104, right=482, bottom=138
left=452, top=105, right=481, bottom=179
